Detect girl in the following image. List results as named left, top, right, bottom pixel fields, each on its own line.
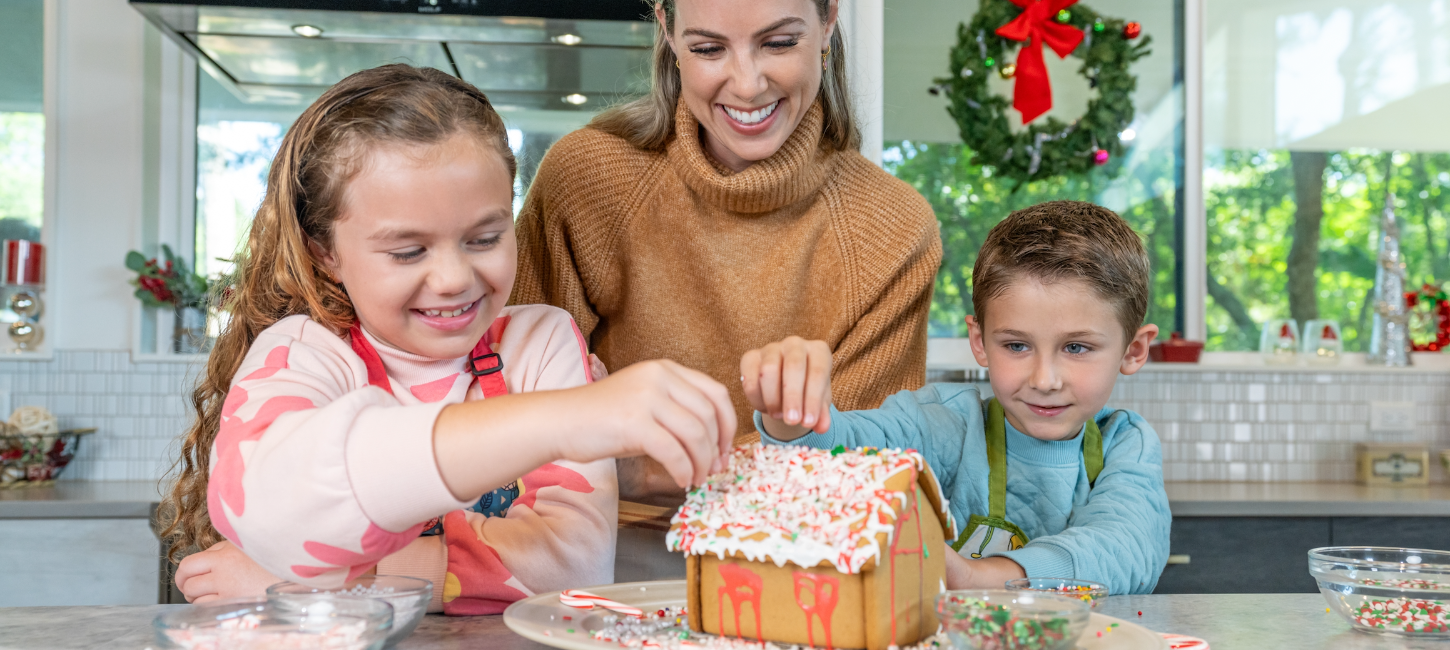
left=161, top=64, right=735, bottom=615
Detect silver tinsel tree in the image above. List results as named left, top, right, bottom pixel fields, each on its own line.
left=1367, top=193, right=1411, bottom=366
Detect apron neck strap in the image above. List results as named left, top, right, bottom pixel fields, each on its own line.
left=985, top=397, right=1106, bottom=519
left=348, top=323, right=508, bottom=399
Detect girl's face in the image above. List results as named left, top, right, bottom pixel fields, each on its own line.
left=319, top=132, right=516, bottom=360
left=663, top=0, right=836, bottom=172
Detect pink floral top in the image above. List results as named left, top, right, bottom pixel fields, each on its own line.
left=206, top=304, right=617, bottom=614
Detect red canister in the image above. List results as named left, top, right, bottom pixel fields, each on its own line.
left=2, top=240, right=44, bottom=286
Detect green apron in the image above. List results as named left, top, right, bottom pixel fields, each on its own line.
left=949, top=398, right=1103, bottom=558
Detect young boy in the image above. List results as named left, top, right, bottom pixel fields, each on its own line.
left=740, top=200, right=1170, bottom=595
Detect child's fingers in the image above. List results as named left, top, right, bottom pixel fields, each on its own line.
left=802, top=340, right=833, bottom=431
left=779, top=339, right=809, bottom=425
left=173, top=551, right=215, bottom=594
left=639, top=423, right=695, bottom=489
left=666, top=362, right=737, bottom=461
left=757, top=344, right=783, bottom=420
left=651, top=400, right=714, bottom=485
left=739, top=349, right=767, bottom=413
left=180, top=573, right=218, bottom=603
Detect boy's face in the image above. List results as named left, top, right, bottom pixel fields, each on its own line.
left=967, top=278, right=1158, bottom=441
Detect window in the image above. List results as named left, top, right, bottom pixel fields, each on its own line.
left=884, top=0, right=1185, bottom=338
left=1203, top=0, right=1450, bottom=351
left=0, top=0, right=45, bottom=243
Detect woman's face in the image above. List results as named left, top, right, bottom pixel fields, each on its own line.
left=662, top=0, right=836, bottom=172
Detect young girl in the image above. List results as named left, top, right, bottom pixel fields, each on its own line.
left=160, top=64, right=735, bottom=615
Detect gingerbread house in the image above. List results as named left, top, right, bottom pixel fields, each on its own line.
left=667, top=444, right=956, bottom=650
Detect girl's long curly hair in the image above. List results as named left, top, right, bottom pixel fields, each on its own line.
left=160, top=64, right=517, bottom=561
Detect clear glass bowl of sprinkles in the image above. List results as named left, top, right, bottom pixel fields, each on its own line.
left=153, top=596, right=393, bottom=650
left=1309, top=546, right=1450, bottom=637
left=269, top=575, right=432, bottom=648
left=936, top=589, right=1090, bottom=650
left=1004, top=578, right=1109, bottom=608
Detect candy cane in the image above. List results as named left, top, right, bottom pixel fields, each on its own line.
left=559, top=589, right=644, bottom=618
left=1160, top=633, right=1210, bottom=650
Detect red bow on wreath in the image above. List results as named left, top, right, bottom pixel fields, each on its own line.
left=996, top=0, right=1086, bottom=124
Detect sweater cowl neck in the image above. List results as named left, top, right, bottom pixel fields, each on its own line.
left=667, top=98, right=837, bottom=214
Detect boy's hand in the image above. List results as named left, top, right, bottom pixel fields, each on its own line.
left=174, top=540, right=285, bottom=603
left=943, top=544, right=1028, bottom=589
left=741, top=337, right=833, bottom=441
left=559, top=359, right=735, bottom=489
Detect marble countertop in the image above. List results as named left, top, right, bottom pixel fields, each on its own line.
left=1165, top=482, right=1450, bottom=516
left=0, top=481, right=162, bottom=519
left=2, top=480, right=1447, bottom=520
left=1, top=594, right=1445, bottom=650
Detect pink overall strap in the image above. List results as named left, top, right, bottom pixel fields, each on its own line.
left=348, top=321, right=508, bottom=399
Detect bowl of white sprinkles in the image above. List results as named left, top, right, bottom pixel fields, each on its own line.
left=1310, top=546, right=1450, bottom=637
left=269, top=575, right=431, bottom=648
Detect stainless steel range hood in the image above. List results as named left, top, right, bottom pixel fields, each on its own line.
left=131, top=0, right=654, bottom=110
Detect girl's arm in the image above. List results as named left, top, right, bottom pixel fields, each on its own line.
left=991, top=410, right=1172, bottom=596
left=211, top=316, right=733, bottom=589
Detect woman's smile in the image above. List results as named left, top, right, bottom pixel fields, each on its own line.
left=719, top=99, right=783, bottom=134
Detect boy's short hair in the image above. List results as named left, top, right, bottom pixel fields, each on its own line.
left=971, top=200, right=1150, bottom=343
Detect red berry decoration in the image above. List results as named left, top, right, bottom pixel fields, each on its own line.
left=1094, top=149, right=1111, bottom=166
left=1124, top=22, right=1142, bottom=39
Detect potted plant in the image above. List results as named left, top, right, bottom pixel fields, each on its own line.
left=125, top=245, right=215, bottom=354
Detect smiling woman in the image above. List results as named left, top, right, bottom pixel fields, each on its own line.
left=512, top=0, right=943, bottom=505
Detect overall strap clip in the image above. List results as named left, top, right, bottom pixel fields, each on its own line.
left=467, top=352, right=504, bottom=377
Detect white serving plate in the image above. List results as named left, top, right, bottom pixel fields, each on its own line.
left=503, top=579, right=1167, bottom=650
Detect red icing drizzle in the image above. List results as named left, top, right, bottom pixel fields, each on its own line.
left=792, top=572, right=839, bottom=649
left=717, top=563, right=764, bottom=640
left=887, top=469, right=925, bottom=645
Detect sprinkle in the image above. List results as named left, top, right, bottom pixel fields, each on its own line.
left=566, top=629, right=574, bottom=634
left=1138, top=611, right=1143, bottom=616
left=1097, top=631, right=1103, bottom=637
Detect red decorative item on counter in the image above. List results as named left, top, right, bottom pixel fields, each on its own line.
left=1124, top=21, right=1142, bottom=39
left=1, top=240, right=44, bottom=286
left=1149, top=332, right=1203, bottom=363
left=994, top=0, right=1086, bottom=123
left=1405, top=283, right=1450, bottom=352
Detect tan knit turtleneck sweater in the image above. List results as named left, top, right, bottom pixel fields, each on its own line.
left=512, top=100, right=942, bottom=441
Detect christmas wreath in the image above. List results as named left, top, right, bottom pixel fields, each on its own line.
left=932, top=0, right=1152, bottom=187
left=1406, top=283, right=1450, bottom=352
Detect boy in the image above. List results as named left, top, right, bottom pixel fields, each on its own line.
left=740, top=200, right=1170, bottom=595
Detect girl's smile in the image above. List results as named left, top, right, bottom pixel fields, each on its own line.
left=412, top=297, right=483, bottom=332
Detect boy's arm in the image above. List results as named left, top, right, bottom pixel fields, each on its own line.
left=990, top=410, right=1172, bottom=595
left=758, top=384, right=986, bottom=492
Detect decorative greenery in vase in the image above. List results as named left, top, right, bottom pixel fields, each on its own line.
left=124, top=245, right=220, bottom=353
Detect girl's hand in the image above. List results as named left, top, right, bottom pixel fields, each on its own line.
left=740, top=336, right=833, bottom=440
left=560, top=359, right=735, bottom=489
left=174, top=540, right=285, bottom=603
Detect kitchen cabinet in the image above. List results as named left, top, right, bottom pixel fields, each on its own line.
left=1155, top=516, right=1450, bottom=594
left=0, top=518, right=160, bottom=606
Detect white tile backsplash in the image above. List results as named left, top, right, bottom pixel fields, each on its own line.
left=930, top=367, right=1450, bottom=483
left=0, top=351, right=199, bottom=482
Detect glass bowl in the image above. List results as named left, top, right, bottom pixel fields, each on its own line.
left=1309, top=546, right=1450, bottom=637
left=936, top=589, right=1090, bottom=650
left=153, top=596, right=393, bottom=650
left=1004, top=578, right=1109, bottom=608
left=269, top=575, right=431, bottom=648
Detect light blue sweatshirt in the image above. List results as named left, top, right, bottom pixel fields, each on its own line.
left=757, top=383, right=1171, bottom=595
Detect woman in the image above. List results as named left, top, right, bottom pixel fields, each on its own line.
left=513, top=0, right=941, bottom=503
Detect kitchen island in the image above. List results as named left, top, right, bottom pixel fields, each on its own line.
left=0, top=593, right=1445, bottom=650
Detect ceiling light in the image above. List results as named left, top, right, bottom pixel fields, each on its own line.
left=552, top=33, right=584, bottom=46
left=291, top=24, right=324, bottom=38
left=562, top=94, right=589, bottom=105
left=1119, top=128, right=1137, bottom=142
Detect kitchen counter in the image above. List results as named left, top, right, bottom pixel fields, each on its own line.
left=2, top=480, right=1447, bottom=520
left=1, top=593, right=1445, bottom=650
left=1166, top=481, right=1450, bottom=517
left=0, top=480, right=161, bottom=519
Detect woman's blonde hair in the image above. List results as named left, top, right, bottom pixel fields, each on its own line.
left=591, top=0, right=859, bottom=152
left=159, top=64, right=517, bottom=561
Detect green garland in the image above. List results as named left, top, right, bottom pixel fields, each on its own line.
left=934, top=0, right=1152, bottom=187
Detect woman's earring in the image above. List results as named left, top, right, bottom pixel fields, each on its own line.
left=821, top=46, right=831, bottom=71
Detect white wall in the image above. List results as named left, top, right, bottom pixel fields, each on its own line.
left=49, top=0, right=150, bottom=351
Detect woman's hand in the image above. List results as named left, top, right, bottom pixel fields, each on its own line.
left=741, top=336, right=833, bottom=441
left=174, top=540, right=285, bottom=603
left=555, top=359, right=735, bottom=489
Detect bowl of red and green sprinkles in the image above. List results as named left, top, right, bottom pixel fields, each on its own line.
left=935, top=589, right=1090, bottom=650
left=1310, top=546, right=1450, bottom=637
left=1003, top=578, right=1108, bottom=608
